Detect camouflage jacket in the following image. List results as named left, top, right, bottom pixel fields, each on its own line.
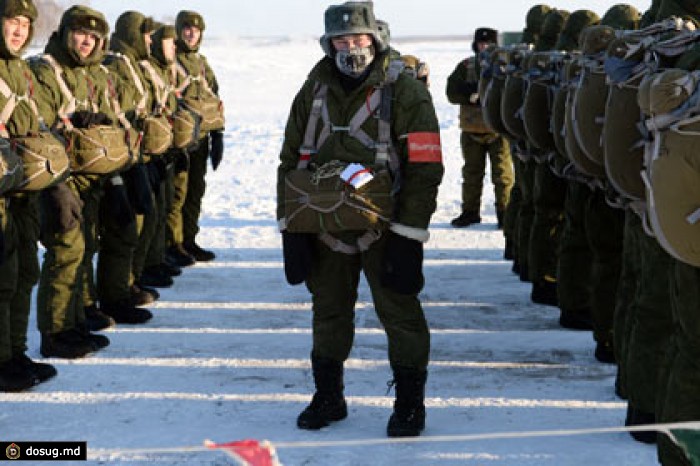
left=277, top=54, right=444, bottom=240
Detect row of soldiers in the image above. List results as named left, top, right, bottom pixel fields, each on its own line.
left=469, top=1, right=700, bottom=464
left=0, top=3, right=224, bottom=394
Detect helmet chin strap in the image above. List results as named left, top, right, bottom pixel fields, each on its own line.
left=335, top=45, right=375, bottom=78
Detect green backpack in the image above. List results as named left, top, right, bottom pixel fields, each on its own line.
left=481, top=48, right=510, bottom=135
left=522, top=51, right=560, bottom=151
left=500, top=47, right=532, bottom=141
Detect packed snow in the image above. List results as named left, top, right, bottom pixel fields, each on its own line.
left=1, top=36, right=658, bottom=465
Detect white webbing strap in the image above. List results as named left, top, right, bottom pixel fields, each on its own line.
left=41, top=54, right=80, bottom=130
left=319, top=229, right=382, bottom=255
left=110, top=52, right=148, bottom=114
left=139, top=60, right=170, bottom=114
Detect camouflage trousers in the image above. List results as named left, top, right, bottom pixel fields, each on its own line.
left=459, top=131, right=513, bottom=213
left=306, top=231, right=430, bottom=370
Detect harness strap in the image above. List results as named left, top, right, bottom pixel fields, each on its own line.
left=297, top=83, right=327, bottom=169
left=139, top=60, right=170, bottom=113
left=109, top=52, right=148, bottom=114
left=41, top=54, right=79, bottom=130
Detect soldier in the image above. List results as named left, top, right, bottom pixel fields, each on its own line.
left=277, top=1, right=443, bottom=437
left=446, top=27, right=513, bottom=228
left=167, top=10, right=223, bottom=264
left=0, top=0, right=57, bottom=391
left=33, top=5, right=151, bottom=358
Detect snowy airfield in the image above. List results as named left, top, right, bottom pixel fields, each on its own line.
left=0, top=37, right=658, bottom=465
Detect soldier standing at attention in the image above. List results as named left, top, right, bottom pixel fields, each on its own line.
left=277, top=1, right=443, bottom=437
left=446, top=27, right=513, bottom=228
left=0, top=0, right=57, bottom=391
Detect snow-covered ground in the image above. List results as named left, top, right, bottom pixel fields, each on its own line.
left=2, top=37, right=658, bottom=465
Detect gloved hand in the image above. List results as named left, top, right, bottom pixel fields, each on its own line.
left=0, top=222, right=4, bottom=266
left=70, top=110, right=113, bottom=129
left=381, top=231, right=424, bottom=295
left=125, top=164, right=153, bottom=215
left=174, top=149, right=189, bottom=174
left=209, top=130, right=224, bottom=171
left=43, top=182, right=84, bottom=233
left=282, top=230, right=315, bottom=285
left=145, top=161, right=162, bottom=191
left=105, top=175, right=135, bottom=226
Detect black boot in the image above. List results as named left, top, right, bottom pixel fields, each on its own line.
left=503, top=238, right=514, bottom=260
left=531, top=281, right=558, bottom=307
left=625, top=404, right=657, bottom=444
left=594, top=340, right=616, bottom=364
left=387, top=366, right=427, bottom=437
left=101, top=300, right=153, bottom=324
left=183, top=240, right=216, bottom=262
left=0, top=359, right=36, bottom=392
left=138, top=266, right=174, bottom=288
left=130, top=284, right=158, bottom=307
left=40, top=330, right=94, bottom=359
left=12, top=353, right=56, bottom=384
left=496, top=210, right=505, bottom=230
left=165, top=244, right=196, bottom=267
left=451, top=211, right=481, bottom=228
left=297, top=355, right=347, bottom=430
left=559, top=308, right=593, bottom=330
left=84, top=304, right=116, bottom=332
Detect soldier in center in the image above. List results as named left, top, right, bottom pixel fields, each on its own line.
left=277, top=1, right=443, bottom=437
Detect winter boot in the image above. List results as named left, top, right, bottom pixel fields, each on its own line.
left=40, top=330, right=94, bottom=359
left=297, top=355, right=347, bottom=430
left=101, top=300, right=153, bottom=324
left=165, top=244, right=196, bottom=267
left=387, top=366, right=427, bottom=437
left=130, top=284, right=158, bottom=307
left=531, top=281, right=558, bottom=307
left=496, top=210, right=505, bottom=230
left=12, top=353, right=56, bottom=384
left=0, top=359, right=36, bottom=392
left=158, top=262, right=182, bottom=277
left=625, top=404, right=657, bottom=444
left=76, top=325, right=110, bottom=351
left=559, top=308, right=593, bottom=331
left=138, top=266, right=174, bottom=288
left=594, top=340, right=616, bottom=364
left=450, top=211, right=481, bottom=228
left=183, top=240, right=216, bottom=262
left=84, top=304, right=116, bottom=332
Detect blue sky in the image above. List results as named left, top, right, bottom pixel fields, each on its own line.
left=89, top=1, right=652, bottom=38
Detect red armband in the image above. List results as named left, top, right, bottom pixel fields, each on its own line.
left=407, top=132, right=442, bottom=163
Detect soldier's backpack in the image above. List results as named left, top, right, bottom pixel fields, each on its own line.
left=572, top=26, right=617, bottom=169
left=522, top=51, right=562, bottom=151
left=41, top=54, right=137, bottom=175
left=0, top=138, right=22, bottom=195
left=642, top=68, right=700, bottom=267
left=0, top=69, right=69, bottom=191
left=481, top=48, right=510, bottom=134
left=501, top=52, right=531, bottom=141
left=175, top=56, right=225, bottom=134
left=108, top=53, right=174, bottom=160
left=283, top=61, right=412, bottom=242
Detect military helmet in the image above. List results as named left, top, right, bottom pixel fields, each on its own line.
left=601, top=4, right=641, bottom=30
left=376, top=19, right=390, bottom=47
left=319, top=1, right=384, bottom=57
left=1, top=0, right=37, bottom=22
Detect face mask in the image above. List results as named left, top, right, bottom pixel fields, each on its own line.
left=335, top=45, right=375, bottom=78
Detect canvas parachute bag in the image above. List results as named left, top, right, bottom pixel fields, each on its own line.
left=113, top=54, right=173, bottom=160
left=0, top=70, right=69, bottom=191
left=481, top=48, right=510, bottom=134
left=41, top=55, right=135, bottom=175
left=549, top=53, right=575, bottom=172
left=501, top=51, right=531, bottom=141
left=175, top=58, right=224, bottom=134
left=0, top=138, right=22, bottom=195
left=643, top=68, right=700, bottom=267
left=564, top=56, right=606, bottom=178
left=522, top=51, right=561, bottom=151
left=283, top=63, right=408, bottom=237
left=572, top=25, right=617, bottom=169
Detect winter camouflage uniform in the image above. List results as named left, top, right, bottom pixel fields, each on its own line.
left=278, top=1, right=443, bottom=438
left=174, top=10, right=220, bottom=259
left=446, top=30, right=513, bottom=226
left=32, top=6, right=123, bottom=352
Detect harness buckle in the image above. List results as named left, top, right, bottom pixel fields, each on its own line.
left=331, top=125, right=351, bottom=133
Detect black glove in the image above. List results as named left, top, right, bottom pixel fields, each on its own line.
left=43, top=182, right=84, bottom=233
left=125, top=165, right=153, bottom=215
left=209, top=131, right=224, bottom=171
left=174, top=149, right=190, bottom=174
left=381, top=231, right=424, bottom=295
left=0, top=221, right=4, bottom=266
left=70, top=110, right=113, bottom=128
left=105, top=175, right=135, bottom=226
left=282, top=230, right=315, bottom=285
left=145, top=161, right=163, bottom=191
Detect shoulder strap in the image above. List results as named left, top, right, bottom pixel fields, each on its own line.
left=0, top=70, right=44, bottom=137
left=40, top=54, right=80, bottom=130
left=109, top=52, right=148, bottom=114
left=139, top=60, right=169, bottom=113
